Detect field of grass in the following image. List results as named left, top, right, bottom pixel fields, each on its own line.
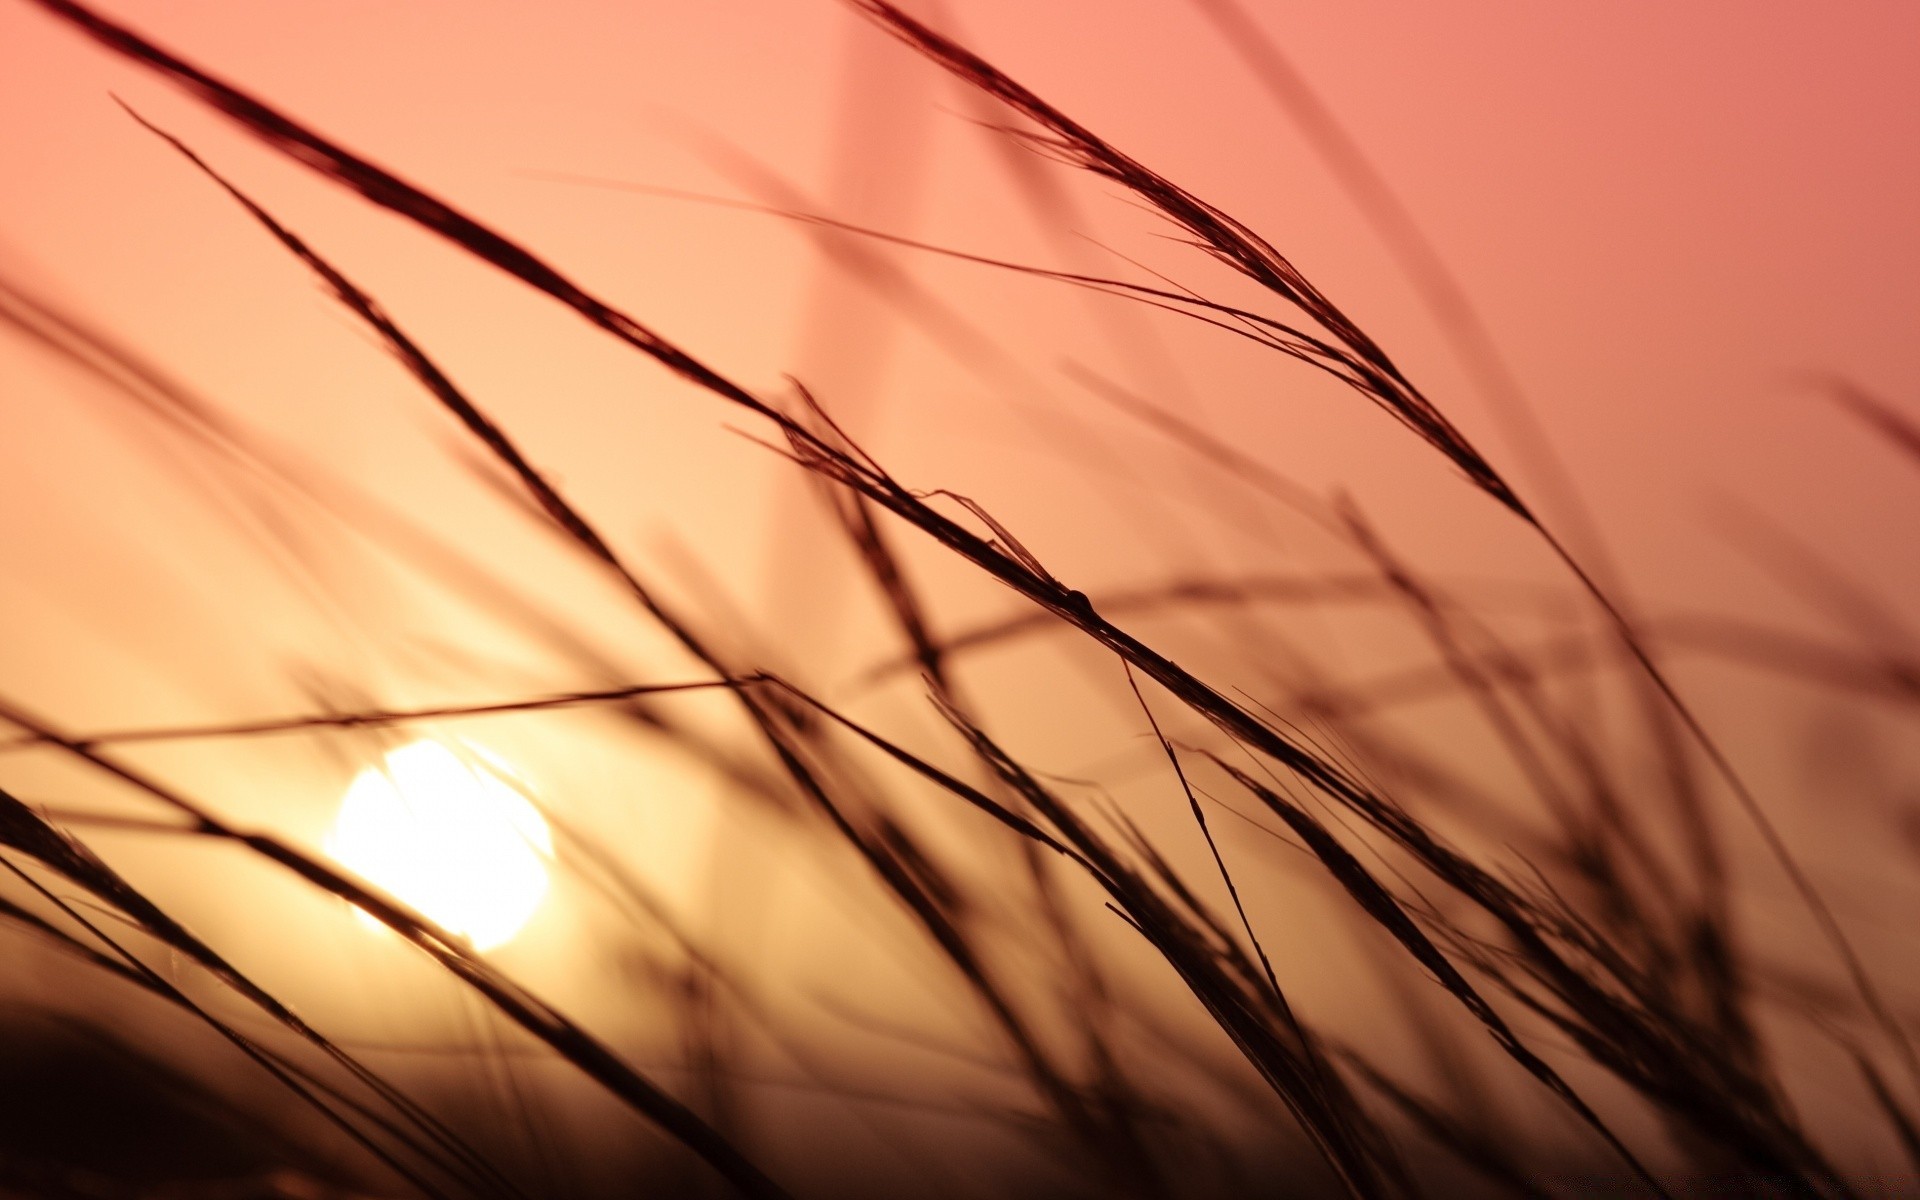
left=1, top=2, right=1916, bottom=1197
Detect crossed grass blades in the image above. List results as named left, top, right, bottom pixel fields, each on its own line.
left=3, top=1, right=1915, bottom=1197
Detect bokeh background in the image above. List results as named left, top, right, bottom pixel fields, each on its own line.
left=0, top=1, right=1916, bottom=1195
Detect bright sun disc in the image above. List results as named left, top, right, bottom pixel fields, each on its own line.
left=325, top=740, right=553, bottom=951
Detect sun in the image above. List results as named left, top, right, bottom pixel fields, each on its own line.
left=325, top=739, right=554, bottom=951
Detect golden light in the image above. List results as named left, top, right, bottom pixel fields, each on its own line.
left=325, top=739, right=554, bottom=951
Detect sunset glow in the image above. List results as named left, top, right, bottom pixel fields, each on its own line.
left=1, top=0, right=1915, bottom=1193
left=325, top=740, right=552, bottom=951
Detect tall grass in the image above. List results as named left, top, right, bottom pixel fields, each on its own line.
left=1, top=2, right=1915, bottom=1197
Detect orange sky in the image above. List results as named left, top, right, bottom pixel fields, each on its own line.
left=0, top=0, right=1913, bottom=847
left=3, top=0, right=1914, bottom=639
left=1, top=0, right=1915, bottom=883
left=2, top=3, right=1918, bottom=1187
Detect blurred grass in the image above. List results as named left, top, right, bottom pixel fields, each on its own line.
left=1, top=2, right=1917, bottom=1198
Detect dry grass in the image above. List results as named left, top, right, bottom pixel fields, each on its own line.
left=1, top=2, right=1916, bottom=1198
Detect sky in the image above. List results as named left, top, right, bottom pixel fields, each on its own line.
left=0, top=0, right=1917, bottom=1188
left=3, top=0, right=1915, bottom=831
left=2, top=0, right=1915, bottom=650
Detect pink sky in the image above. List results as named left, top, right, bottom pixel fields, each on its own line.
left=0, top=3, right=1917, bottom=1183
left=3, top=1, right=1914, bottom=636
left=3, top=0, right=1916, bottom=928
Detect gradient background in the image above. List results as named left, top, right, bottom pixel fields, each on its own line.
left=1, top=0, right=1914, bottom=684
left=0, top=0, right=1917, bottom=1192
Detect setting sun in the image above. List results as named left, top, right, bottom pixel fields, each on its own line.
left=325, top=740, right=553, bottom=951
